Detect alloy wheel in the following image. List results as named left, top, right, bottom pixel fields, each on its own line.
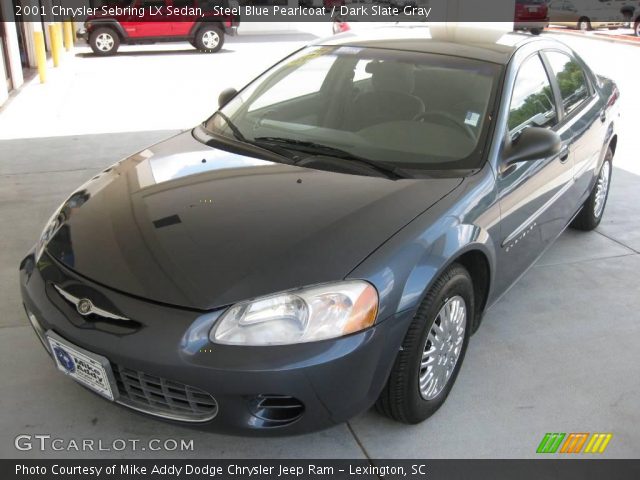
left=202, top=31, right=220, bottom=50
left=95, top=33, right=114, bottom=52
left=593, top=161, right=611, bottom=219
left=419, top=295, right=467, bottom=400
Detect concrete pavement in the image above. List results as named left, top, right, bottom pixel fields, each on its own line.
left=0, top=31, right=639, bottom=459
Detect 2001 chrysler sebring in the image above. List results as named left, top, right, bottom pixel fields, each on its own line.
left=20, top=27, right=619, bottom=434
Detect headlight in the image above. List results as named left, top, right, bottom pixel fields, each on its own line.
left=211, top=281, right=378, bottom=346
left=35, top=208, right=64, bottom=261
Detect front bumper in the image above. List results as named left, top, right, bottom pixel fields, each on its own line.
left=19, top=251, right=412, bottom=435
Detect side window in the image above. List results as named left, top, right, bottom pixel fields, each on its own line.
left=545, top=51, right=590, bottom=116
left=508, top=55, right=557, bottom=135
left=352, top=59, right=373, bottom=83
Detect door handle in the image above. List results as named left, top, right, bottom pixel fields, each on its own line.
left=559, top=145, right=570, bottom=162
left=600, top=110, right=607, bottom=123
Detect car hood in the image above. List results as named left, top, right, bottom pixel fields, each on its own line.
left=46, top=130, right=462, bottom=310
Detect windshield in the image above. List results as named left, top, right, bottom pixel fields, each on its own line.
left=202, top=45, right=501, bottom=173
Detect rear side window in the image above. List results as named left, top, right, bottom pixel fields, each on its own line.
left=508, top=55, right=557, bottom=135
left=545, top=51, right=590, bottom=116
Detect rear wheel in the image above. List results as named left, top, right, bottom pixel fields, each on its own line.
left=571, top=148, right=612, bottom=231
left=89, top=27, right=120, bottom=56
left=194, top=26, right=224, bottom=53
left=376, top=264, right=473, bottom=424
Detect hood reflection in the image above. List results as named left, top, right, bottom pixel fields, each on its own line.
left=135, top=145, right=274, bottom=190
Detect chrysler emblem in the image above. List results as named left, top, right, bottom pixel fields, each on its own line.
left=53, top=285, right=130, bottom=322
left=76, top=298, right=93, bottom=316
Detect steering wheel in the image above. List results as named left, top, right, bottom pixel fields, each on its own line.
left=415, top=110, right=477, bottom=141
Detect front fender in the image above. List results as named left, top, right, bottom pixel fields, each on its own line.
left=351, top=217, right=496, bottom=321
left=348, top=168, right=500, bottom=326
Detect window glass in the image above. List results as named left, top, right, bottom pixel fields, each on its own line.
left=508, top=55, right=557, bottom=134
left=204, top=46, right=501, bottom=172
left=545, top=51, right=589, bottom=116
left=353, top=60, right=373, bottom=83
left=248, top=53, right=337, bottom=111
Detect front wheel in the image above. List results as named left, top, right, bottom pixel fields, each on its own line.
left=194, top=26, right=224, bottom=53
left=376, top=264, right=473, bottom=424
left=571, top=149, right=612, bottom=231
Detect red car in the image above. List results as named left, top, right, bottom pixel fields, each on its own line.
left=514, top=0, right=550, bottom=34
left=77, top=0, right=239, bottom=56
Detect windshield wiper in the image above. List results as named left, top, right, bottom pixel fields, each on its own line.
left=253, top=137, right=411, bottom=180
left=214, top=111, right=246, bottom=142
left=209, top=114, right=298, bottom=163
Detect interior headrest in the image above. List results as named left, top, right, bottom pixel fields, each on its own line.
left=366, top=61, right=415, bottom=94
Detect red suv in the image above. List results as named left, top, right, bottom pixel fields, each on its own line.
left=514, top=0, right=550, bottom=34
left=77, top=0, right=239, bottom=56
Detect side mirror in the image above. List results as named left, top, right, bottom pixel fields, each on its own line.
left=218, top=88, right=238, bottom=109
left=502, top=127, right=562, bottom=166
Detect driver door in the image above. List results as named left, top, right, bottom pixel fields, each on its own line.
left=122, top=0, right=168, bottom=38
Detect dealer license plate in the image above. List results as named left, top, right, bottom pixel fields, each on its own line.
left=46, top=331, right=116, bottom=401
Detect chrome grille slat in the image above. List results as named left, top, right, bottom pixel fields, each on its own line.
left=112, top=364, right=218, bottom=422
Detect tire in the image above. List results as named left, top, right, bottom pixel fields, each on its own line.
left=571, top=149, right=612, bottom=231
left=578, top=18, right=592, bottom=31
left=376, top=263, right=474, bottom=424
left=89, top=27, right=120, bottom=56
left=634, top=20, right=640, bottom=37
left=194, top=26, right=224, bottom=53
left=530, top=28, right=542, bottom=35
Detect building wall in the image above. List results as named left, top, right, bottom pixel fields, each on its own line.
left=0, top=0, right=51, bottom=106
left=0, top=1, right=25, bottom=105
left=0, top=43, right=8, bottom=105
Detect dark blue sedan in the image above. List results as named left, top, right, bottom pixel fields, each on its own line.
left=20, top=27, right=619, bottom=434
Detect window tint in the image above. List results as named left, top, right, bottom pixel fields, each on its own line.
left=508, top=55, right=557, bottom=134
left=545, top=51, right=589, bottom=116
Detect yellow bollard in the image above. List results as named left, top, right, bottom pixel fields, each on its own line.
left=56, top=23, right=64, bottom=57
left=63, top=21, right=73, bottom=52
left=33, top=31, right=47, bottom=83
left=49, top=24, right=61, bottom=67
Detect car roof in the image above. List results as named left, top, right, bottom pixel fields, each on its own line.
left=316, top=25, right=548, bottom=65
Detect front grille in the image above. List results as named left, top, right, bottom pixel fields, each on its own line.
left=112, top=365, right=218, bottom=422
